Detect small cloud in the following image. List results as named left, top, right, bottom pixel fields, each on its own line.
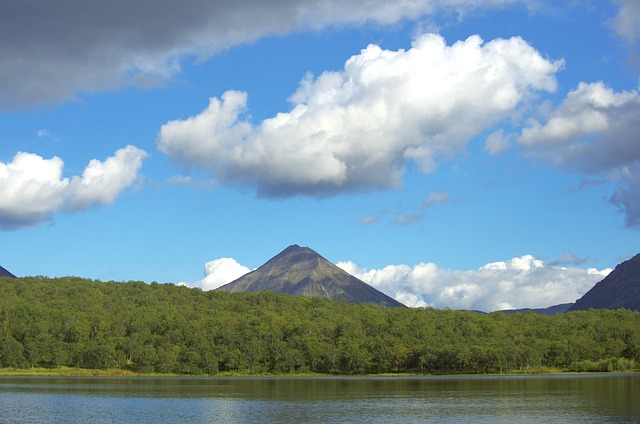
left=162, top=175, right=216, bottom=188
left=36, top=129, right=59, bottom=141
left=423, top=191, right=451, bottom=207
left=191, top=258, right=250, bottom=291
left=167, top=175, right=193, bottom=185
left=549, top=253, right=589, bottom=266
left=360, top=216, right=379, bottom=225
left=393, top=213, right=423, bottom=226
left=484, top=129, right=512, bottom=154
left=571, top=177, right=607, bottom=192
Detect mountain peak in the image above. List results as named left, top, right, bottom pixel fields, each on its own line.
left=217, top=245, right=405, bottom=307
left=274, top=244, right=316, bottom=258
left=268, top=245, right=327, bottom=268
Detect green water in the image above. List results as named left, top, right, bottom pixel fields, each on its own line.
left=0, top=374, right=637, bottom=423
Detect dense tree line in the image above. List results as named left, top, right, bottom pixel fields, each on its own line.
left=1, top=276, right=638, bottom=375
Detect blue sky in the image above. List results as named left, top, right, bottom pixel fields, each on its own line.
left=1, top=0, right=639, bottom=311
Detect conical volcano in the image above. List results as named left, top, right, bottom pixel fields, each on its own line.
left=217, top=245, right=405, bottom=307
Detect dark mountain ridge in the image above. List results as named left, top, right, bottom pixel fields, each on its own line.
left=217, top=244, right=405, bottom=307
left=569, top=253, right=640, bottom=311
left=498, top=303, right=573, bottom=316
left=0, top=265, right=16, bottom=278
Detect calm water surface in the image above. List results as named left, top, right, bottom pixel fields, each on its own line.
left=0, top=374, right=637, bottom=423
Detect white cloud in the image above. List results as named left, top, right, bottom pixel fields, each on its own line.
left=158, top=33, right=562, bottom=197
left=37, top=129, right=52, bottom=139
left=484, top=129, right=513, bottom=154
left=423, top=191, right=451, bottom=207
left=337, top=255, right=611, bottom=311
left=610, top=0, right=640, bottom=44
left=393, top=214, right=424, bottom=226
left=1, top=0, right=534, bottom=109
left=0, top=153, right=69, bottom=228
left=517, top=81, right=640, bottom=226
left=194, top=258, right=250, bottom=291
left=67, top=146, right=148, bottom=209
left=361, top=216, right=380, bottom=225
left=0, top=146, right=147, bottom=230
left=519, top=82, right=640, bottom=168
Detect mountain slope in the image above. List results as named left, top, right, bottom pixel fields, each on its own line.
left=569, top=253, right=640, bottom=311
left=217, top=244, right=405, bottom=307
left=0, top=265, right=16, bottom=278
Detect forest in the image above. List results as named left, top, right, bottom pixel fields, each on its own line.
left=1, top=276, right=639, bottom=375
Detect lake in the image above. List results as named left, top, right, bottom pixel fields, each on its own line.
left=0, top=374, right=637, bottom=423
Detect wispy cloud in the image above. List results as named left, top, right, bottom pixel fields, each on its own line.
left=422, top=191, right=453, bottom=207
left=37, top=129, right=51, bottom=138
left=36, top=129, right=60, bottom=142
left=161, top=175, right=216, bottom=188
left=360, top=216, right=380, bottom=225
left=393, top=214, right=424, bottom=226
left=549, top=253, right=589, bottom=266
left=359, top=191, right=455, bottom=226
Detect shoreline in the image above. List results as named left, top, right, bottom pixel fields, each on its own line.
left=1, top=367, right=637, bottom=378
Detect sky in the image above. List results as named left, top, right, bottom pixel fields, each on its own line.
left=1, top=0, right=639, bottom=312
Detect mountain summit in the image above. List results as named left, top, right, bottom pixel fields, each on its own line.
left=217, top=245, right=405, bottom=307
left=569, top=253, right=640, bottom=311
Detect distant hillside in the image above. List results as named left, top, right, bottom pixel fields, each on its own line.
left=217, top=244, right=405, bottom=307
left=569, top=253, right=640, bottom=311
left=499, top=303, right=573, bottom=316
left=0, top=265, right=16, bottom=278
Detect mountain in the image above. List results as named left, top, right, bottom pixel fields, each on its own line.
left=217, top=244, right=405, bottom=307
left=0, top=265, right=16, bottom=278
left=498, top=303, right=573, bottom=316
left=569, top=253, right=640, bottom=311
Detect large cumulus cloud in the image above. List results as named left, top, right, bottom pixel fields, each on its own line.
left=158, top=33, right=562, bottom=197
left=1, top=0, right=535, bottom=109
left=0, top=146, right=147, bottom=229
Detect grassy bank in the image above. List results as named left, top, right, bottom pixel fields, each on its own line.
left=3, top=366, right=636, bottom=378
left=0, top=367, right=338, bottom=377
left=0, top=367, right=176, bottom=377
